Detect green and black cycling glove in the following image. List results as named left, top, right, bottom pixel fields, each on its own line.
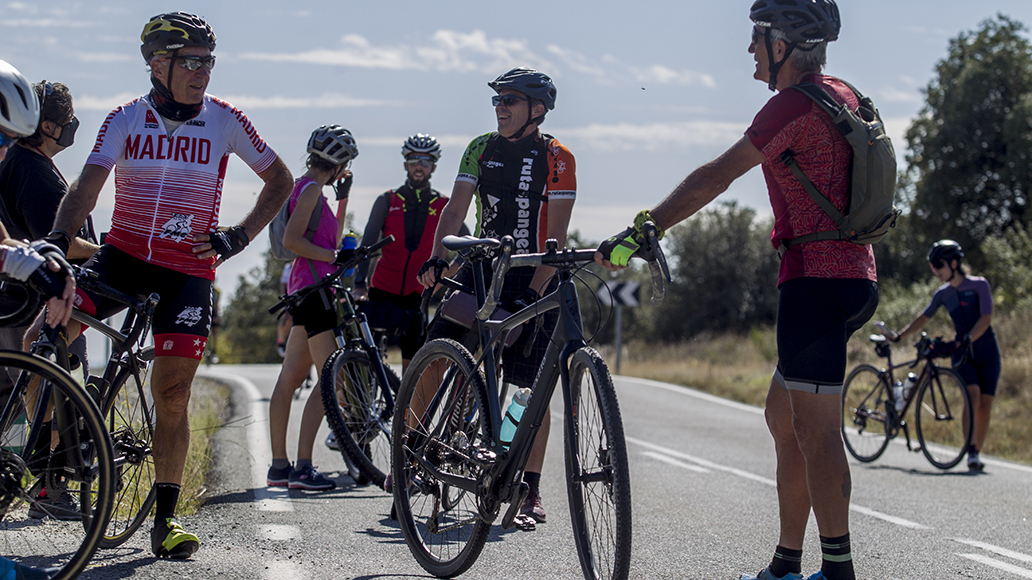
left=597, top=209, right=665, bottom=267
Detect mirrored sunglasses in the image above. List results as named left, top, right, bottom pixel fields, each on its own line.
left=491, top=94, right=527, bottom=107
left=405, top=157, right=434, bottom=168
left=175, top=55, right=216, bottom=71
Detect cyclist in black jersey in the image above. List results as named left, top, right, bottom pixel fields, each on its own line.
left=891, top=240, right=1000, bottom=472
left=417, top=67, right=576, bottom=529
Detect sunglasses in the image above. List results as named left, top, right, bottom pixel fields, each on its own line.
left=930, top=260, right=946, bottom=270
left=751, top=26, right=767, bottom=46
left=174, top=55, right=216, bottom=72
left=0, top=132, right=18, bottom=148
left=405, top=158, right=434, bottom=168
left=492, top=94, right=527, bottom=107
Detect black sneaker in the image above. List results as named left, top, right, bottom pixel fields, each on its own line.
left=151, top=516, right=199, bottom=559
left=27, top=490, right=81, bottom=521
left=520, top=488, right=546, bottom=523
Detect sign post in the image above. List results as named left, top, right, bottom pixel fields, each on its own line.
left=598, top=281, right=640, bottom=373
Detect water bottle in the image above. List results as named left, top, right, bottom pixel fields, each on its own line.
left=339, top=232, right=358, bottom=277
left=901, top=372, right=918, bottom=401
left=499, top=388, right=532, bottom=450
left=3, top=412, right=28, bottom=454
left=892, top=381, right=905, bottom=412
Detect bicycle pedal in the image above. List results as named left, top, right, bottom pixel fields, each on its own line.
left=500, top=482, right=529, bottom=530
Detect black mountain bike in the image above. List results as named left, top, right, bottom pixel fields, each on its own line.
left=391, top=227, right=670, bottom=580
left=0, top=336, right=114, bottom=579
left=842, top=324, right=974, bottom=469
left=30, top=268, right=159, bottom=547
left=269, top=236, right=400, bottom=489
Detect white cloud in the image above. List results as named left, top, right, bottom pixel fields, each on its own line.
left=76, top=52, right=135, bottom=63
left=74, top=92, right=139, bottom=111
left=0, top=19, right=99, bottom=28
left=630, top=64, right=717, bottom=89
left=218, top=93, right=406, bottom=110
left=556, top=120, right=744, bottom=151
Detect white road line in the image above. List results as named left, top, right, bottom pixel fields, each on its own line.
left=258, top=524, right=301, bottom=541
left=957, top=554, right=1032, bottom=578
left=626, top=436, right=931, bottom=530
left=642, top=451, right=711, bottom=473
left=953, top=538, right=1032, bottom=563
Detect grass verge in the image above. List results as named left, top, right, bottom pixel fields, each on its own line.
left=178, top=376, right=231, bottom=515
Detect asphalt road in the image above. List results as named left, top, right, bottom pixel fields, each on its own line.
left=75, top=363, right=1032, bottom=579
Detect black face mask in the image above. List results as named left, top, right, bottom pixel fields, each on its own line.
left=54, top=116, right=79, bottom=147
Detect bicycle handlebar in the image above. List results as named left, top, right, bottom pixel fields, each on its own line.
left=269, top=235, right=395, bottom=315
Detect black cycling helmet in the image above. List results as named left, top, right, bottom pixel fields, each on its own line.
left=307, top=125, right=359, bottom=166
left=749, top=0, right=840, bottom=46
left=141, top=12, right=217, bottom=62
left=402, top=133, right=442, bottom=161
left=488, top=67, right=557, bottom=111
left=927, top=239, right=964, bottom=265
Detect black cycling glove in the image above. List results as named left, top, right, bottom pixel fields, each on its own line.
left=27, top=242, right=72, bottom=300
left=418, top=257, right=449, bottom=284
left=208, top=226, right=250, bottom=262
left=333, top=248, right=356, bottom=266
left=333, top=174, right=353, bottom=201
left=513, top=287, right=540, bottom=311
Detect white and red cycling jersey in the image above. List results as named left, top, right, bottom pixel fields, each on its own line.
left=86, top=94, right=278, bottom=280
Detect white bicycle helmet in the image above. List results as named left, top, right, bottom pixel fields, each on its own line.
left=401, top=133, right=442, bottom=162
left=0, top=60, right=40, bottom=137
left=307, top=125, right=359, bottom=165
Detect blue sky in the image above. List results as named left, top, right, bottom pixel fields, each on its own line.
left=3, top=0, right=1031, bottom=298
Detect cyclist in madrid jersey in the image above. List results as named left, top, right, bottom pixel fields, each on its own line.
left=597, top=3, right=876, bottom=579
left=417, top=67, right=576, bottom=529
left=48, top=12, right=293, bottom=560
left=891, top=240, right=1001, bottom=472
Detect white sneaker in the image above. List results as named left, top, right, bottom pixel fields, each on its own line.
left=325, top=432, right=339, bottom=450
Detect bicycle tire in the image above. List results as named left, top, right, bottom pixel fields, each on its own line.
left=841, top=364, right=892, bottom=463
left=565, top=347, right=632, bottom=580
left=0, top=350, right=114, bottom=580
left=391, top=339, right=492, bottom=578
left=98, top=345, right=156, bottom=548
left=321, top=348, right=399, bottom=489
left=915, top=366, right=973, bottom=469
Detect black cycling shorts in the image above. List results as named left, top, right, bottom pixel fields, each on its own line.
left=364, top=288, right=423, bottom=359
left=289, top=287, right=338, bottom=338
left=426, top=262, right=557, bottom=390
left=775, top=277, right=879, bottom=395
left=75, top=245, right=213, bottom=360
left=953, top=333, right=1001, bottom=396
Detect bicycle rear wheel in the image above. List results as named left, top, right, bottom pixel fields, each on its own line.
left=841, top=364, right=892, bottom=462
left=564, top=347, right=631, bottom=580
left=0, top=350, right=114, bottom=580
left=98, top=345, right=156, bottom=548
left=391, top=339, right=492, bottom=578
left=916, top=367, right=973, bottom=469
left=321, top=348, right=399, bottom=489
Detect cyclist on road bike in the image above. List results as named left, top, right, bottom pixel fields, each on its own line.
left=266, top=124, right=358, bottom=492
left=891, top=240, right=1000, bottom=472
left=353, top=133, right=468, bottom=373
left=417, top=67, right=576, bottom=530
left=596, top=2, right=875, bottom=579
left=47, top=12, right=294, bottom=560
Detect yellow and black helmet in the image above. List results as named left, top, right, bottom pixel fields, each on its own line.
left=140, top=12, right=216, bottom=62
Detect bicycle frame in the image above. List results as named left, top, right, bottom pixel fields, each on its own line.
left=330, top=288, right=397, bottom=421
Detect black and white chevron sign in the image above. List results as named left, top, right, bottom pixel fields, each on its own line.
left=598, top=281, right=640, bottom=307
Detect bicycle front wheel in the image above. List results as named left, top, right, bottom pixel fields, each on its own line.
left=0, top=350, right=114, bottom=580
left=916, top=366, right=973, bottom=469
left=391, top=339, right=492, bottom=578
left=841, top=364, right=892, bottom=463
left=321, top=348, right=399, bottom=489
left=565, top=347, right=631, bottom=580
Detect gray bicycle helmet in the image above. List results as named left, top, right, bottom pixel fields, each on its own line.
left=0, top=60, right=40, bottom=137
left=402, top=133, right=442, bottom=161
left=927, top=239, right=964, bottom=265
left=488, top=67, right=557, bottom=111
left=749, top=0, right=840, bottom=46
left=141, top=12, right=217, bottom=62
left=307, top=125, right=359, bottom=165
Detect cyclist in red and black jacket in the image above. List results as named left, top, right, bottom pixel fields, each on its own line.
left=353, top=134, right=468, bottom=371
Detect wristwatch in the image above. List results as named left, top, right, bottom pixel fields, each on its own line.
left=43, top=229, right=72, bottom=255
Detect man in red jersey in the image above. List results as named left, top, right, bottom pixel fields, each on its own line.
left=48, top=12, right=292, bottom=560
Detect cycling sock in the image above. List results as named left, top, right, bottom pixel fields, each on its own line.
left=154, top=483, right=181, bottom=523
left=523, top=471, right=541, bottom=494
left=769, top=545, right=803, bottom=577
left=295, top=458, right=313, bottom=471
left=819, top=533, right=855, bottom=580
left=271, top=458, right=291, bottom=470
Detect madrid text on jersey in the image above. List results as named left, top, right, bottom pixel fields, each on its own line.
left=125, top=134, right=212, bottom=163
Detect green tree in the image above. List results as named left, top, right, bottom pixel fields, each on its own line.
left=904, top=14, right=1032, bottom=269
left=219, top=248, right=284, bottom=363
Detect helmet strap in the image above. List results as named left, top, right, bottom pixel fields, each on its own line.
left=148, top=50, right=203, bottom=122
left=510, top=99, right=540, bottom=141
left=764, top=34, right=796, bottom=92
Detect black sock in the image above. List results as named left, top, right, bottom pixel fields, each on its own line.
left=769, top=545, right=803, bottom=577
left=154, top=483, right=181, bottom=523
left=523, top=471, right=541, bottom=495
left=819, top=533, right=855, bottom=580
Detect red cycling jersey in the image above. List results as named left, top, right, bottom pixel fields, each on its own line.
left=86, top=94, right=278, bottom=280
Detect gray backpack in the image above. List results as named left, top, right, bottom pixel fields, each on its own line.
left=269, top=194, right=323, bottom=261
left=777, top=80, right=900, bottom=257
